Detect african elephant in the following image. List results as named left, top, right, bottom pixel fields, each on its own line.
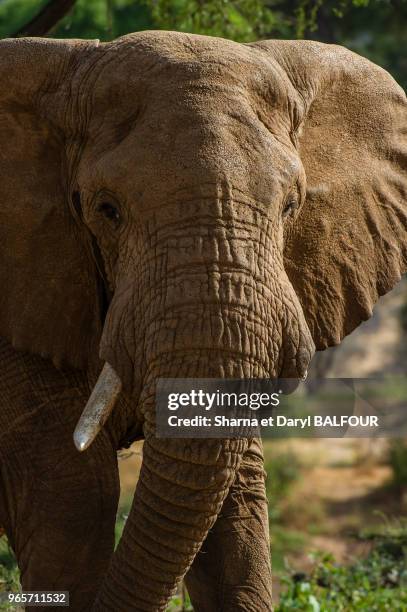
left=0, top=30, right=406, bottom=611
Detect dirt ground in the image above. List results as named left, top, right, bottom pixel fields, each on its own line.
left=272, top=439, right=400, bottom=550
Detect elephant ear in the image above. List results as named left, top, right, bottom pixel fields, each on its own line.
left=0, top=38, right=102, bottom=368
left=251, top=40, right=407, bottom=349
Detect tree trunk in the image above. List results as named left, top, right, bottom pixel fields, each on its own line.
left=14, top=0, right=77, bottom=38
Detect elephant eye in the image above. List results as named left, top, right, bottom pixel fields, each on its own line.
left=283, top=197, right=297, bottom=219
left=97, top=202, right=121, bottom=228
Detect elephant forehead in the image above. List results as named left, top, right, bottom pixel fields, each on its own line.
left=77, top=32, right=301, bottom=205
left=87, top=30, right=293, bottom=121
left=79, top=116, right=299, bottom=216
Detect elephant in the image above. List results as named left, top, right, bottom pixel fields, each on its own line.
left=0, top=29, right=406, bottom=612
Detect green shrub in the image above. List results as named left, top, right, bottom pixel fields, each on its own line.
left=0, top=537, right=20, bottom=611
left=167, top=587, right=193, bottom=611
left=277, top=521, right=407, bottom=611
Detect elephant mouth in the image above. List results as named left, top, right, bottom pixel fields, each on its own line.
left=73, top=341, right=311, bottom=452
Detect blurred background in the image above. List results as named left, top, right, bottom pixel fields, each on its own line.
left=0, top=1, right=406, bottom=609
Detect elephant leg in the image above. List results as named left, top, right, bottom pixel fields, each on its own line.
left=185, top=437, right=272, bottom=612
left=0, top=400, right=119, bottom=612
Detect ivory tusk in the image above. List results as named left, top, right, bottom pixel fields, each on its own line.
left=73, top=362, right=122, bottom=452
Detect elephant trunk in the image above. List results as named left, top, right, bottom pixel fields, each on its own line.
left=95, top=429, right=247, bottom=611
left=92, top=202, right=314, bottom=609
left=93, top=351, right=264, bottom=611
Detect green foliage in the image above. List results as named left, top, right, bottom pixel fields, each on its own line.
left=51, top=0, right=153, bottom=41
left=0, top=538, right=20, bottom=611
left=265, top=450, right=301, bottom=521
left=145, top=0, right=276, bottom=41
left=54, top=0, right=116, bottom=39
left=277, top=521, right=407, bottom=611
left=0, top=0, right=48, bottom=38
left=388, top=439, right=407, bottom=493
left=166, top=588, right=193, bottom=611
left=265, top=450, right=306, bottom=572
left=114, top=495, right=131, bottom=546
left=272, top=525, right=307, bottom=574
left=295, top=0, right=326, bottom=37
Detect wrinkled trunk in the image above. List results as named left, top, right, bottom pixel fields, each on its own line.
left=93, top=355, right=259, bottom=611
left=95, top=429, right=247, bottom=610
left=93, top=354, right=262, bottom=611
left=94, top=199, right=314, bottom=610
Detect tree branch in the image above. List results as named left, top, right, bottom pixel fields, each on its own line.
left=13, top=0, right=77, bottom=38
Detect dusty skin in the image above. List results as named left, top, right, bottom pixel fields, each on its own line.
left=0, top=31, right=406, bottom=611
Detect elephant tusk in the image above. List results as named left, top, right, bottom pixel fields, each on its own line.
left=73, top=363, right=122, bottom=452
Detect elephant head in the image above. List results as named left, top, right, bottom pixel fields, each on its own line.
left=0, top=31, right=406, bottom=609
